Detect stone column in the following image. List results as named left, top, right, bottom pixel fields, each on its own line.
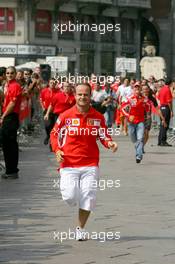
left=134, top=17, right=141, bottom=79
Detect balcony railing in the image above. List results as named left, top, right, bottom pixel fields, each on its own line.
left=117, top=0, right=151, bottom=8
left=76, top=0, right=113, bottom=4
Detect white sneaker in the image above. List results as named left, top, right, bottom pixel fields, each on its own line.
left=75, top=226, right=88, bottom=241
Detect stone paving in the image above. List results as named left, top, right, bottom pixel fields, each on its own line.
left=0, top=135, right=175, bottom=264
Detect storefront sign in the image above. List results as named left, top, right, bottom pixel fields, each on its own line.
left=0, top=45, right=56, bottom=56
left=0, top=45, right=17, bottom=55
left=46, top=56, right=68, bottom=72
left=18, top=45, right=56, bottom=56
left=116, top=57, right=136, bottom=73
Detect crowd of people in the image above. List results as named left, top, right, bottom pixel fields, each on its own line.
left=0, top=65, right=174, bottom=240
left=0, top=66, right=175, bottom=177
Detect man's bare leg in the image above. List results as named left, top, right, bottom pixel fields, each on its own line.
left=78, top=208, right=90, bottom=228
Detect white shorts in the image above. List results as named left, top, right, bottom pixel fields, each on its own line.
left=59, top=166, right=99, bottom=211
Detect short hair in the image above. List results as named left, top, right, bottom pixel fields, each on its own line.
left=23, top=68, right=33, bottom=74
left=49, top=78, right=56, bottom=85
left=6, top=66, right=16, bottom=73
left=31, top=72, right=39, bottom=79
left=17, top=69, right=24, bottom=74
left=142, top=84, right=150, bottom=89
left=165, top=78, right=172, bottom=85
left=75, top=83, right=92, bottom=95
left=0, top=67, right=6, bottom=76
left=49, top=78, right=56, bottom=82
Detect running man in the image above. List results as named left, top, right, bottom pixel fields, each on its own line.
left=50, top=83, right=118, bottom=241
left=121, top=83, right=146, bottom=163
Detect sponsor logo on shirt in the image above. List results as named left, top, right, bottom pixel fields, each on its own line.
left=65, top=118, right=80, bottom=126
left=130, top=98, right=137, bottom=106
left=65, top=118, right=72, bottom=125
left=87, top=119, right=101, bottom=126
left=57, top=118, right=61, bottom=125
left=72, top=118, right=80, bottom=126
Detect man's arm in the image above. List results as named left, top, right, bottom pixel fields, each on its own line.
left=44, top=104, right=53, bottom=120
left=98, top=116, right=118, bottom=152
left=0, top=101, right=15, bottom=124
left=39, top=90, right=45, bottom=111
left=168, top=101, right=173, bottom=117
left=50, top=116, right=65, bottom=162
left=155, top=107, right=167, bottom=127
left=121, top=100, right=135, bottom=123
left=40, top=99, right=45, bottom=111
left=167, top=88, right=173, bottom=117
left=149, top=96, right=167, bottom=127
left=28, top=79, right=37, bottom=94
left=121, top=100, right=130, bottom=118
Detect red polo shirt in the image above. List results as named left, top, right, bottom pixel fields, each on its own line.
left=3, top=79, right=22, bottom=114
left=50, top=105, right=112, bottom=168
left=121, top=95, right=147, bottom=124
left=51, top=91, right=75, bottom=115
left=40, top=87, right=59, bottom=110
left=157, top=85, right=173, bottom=106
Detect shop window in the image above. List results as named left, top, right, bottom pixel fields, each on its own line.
left=121, top=19, right=134, bottom=44
left=80, top=51, right=94, bottom=75
left=35, top=10, right=52, bottom=37
left=58, top=12, right=74, bottom=40
left=0, top=8, right=15, bottom=34
left=101, top=52, right=114, bottom=75
left=100, top=17, right=115, bottom=42
left=80, top=15, right=96, bottom=41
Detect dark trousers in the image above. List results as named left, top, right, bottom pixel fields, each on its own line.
left=1, top=113, right=19, bottom=174
left=43, top=111, right=58, bottom=139
left=158, top=105, right=171, bottom=144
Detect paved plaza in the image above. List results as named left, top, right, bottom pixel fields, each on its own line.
left=0, top=135, right=175, bottom=264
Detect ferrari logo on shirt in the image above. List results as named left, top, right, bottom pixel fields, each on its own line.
left=65, top=118, right=80, bottom=126
left=87, top=119, right=101, bottom=126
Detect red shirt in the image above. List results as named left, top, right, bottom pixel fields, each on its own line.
left=51, top=91, right=75, bottom=115
left=121, top=95, right=147, bottom=124
left=50, top=105, right=112, bottom=168
left=3, top=79, right=22, bottom=114
left=89, top=80, right=95, bottom=90
left=111, top=82, right=120, bottom=93
left=89, top=81, right=105, bottom=90
left=157, top=85, right=172, bottom=106
left=40, top=87, right=59, bottom=110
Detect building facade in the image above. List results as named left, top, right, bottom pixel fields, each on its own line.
left=0, top=0, right=174, bottom=78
